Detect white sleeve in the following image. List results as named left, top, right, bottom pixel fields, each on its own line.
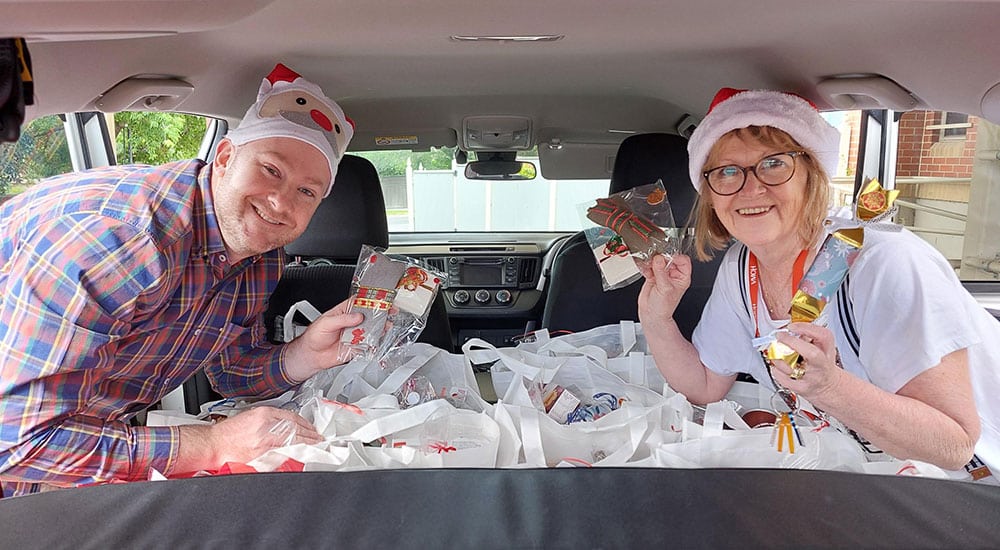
left=851, top=230, right=983, bottom=393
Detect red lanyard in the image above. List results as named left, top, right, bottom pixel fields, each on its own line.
left=748, top=249, right=808, bottom=337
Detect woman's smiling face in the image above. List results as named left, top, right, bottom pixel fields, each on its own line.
left=704, top=132, right=809, bottom=251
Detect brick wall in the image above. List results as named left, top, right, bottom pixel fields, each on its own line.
left=896, top=111, right=977, bottom=178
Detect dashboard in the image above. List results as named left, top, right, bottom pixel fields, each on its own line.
left=389, top=232, right=569, bottom=347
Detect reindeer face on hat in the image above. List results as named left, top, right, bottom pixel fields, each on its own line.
left=226, top=63, right=355, bottom=197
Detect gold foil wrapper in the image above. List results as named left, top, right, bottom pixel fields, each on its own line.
left=789, top=290, right=824, bottom=324
left=833, top=227, right=865, bottom=249
left=764, top=340, right=800, bottom=368
left=856, top=178, right=899, bottom=221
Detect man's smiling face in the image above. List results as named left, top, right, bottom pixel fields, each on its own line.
left=210, top=136, right=329, bottom=263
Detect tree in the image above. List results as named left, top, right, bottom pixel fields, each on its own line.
left=113, top=112, right=205, bottom=165
left=0, top=115, right=72, bottom=194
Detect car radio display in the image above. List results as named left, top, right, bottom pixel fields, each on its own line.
left=459, top=263, right=504, bottom=286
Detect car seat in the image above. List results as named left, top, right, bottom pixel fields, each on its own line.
left=540, top=133, right=724, bottom=339
left=264, top=154, right=453, bottom=351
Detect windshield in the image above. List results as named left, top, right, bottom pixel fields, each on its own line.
left=354, top=148, right=609, bottom=233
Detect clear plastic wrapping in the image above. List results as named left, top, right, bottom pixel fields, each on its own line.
left=337, top=244, right=447, bottom=362
left=582, top=179, right=683, bottom=290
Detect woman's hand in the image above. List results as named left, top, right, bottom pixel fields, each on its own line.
left=281, top=297, right=364, bottom=382
left=637, top=252, right=691, bottom=329
left=769, top=322, right=845, bottom=400
left=771, top=323, right=980, bottom=470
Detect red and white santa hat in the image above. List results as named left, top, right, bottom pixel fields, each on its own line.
left=226, top=63, right=355, bottom=197
left=687, top=87, right=840, bottom=193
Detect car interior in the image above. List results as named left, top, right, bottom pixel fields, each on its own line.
left=3, top=0, right=1000, bottom=545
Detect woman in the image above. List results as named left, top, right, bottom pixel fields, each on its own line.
left=639, top=88, right=999, bottom=475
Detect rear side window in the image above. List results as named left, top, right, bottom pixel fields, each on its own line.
left=0, top=114, right=72, bottom=200
left=829, top=110, right=1000, bottom=282
left=1, top=111, right=212, bottom=203
left=892, top=111, right=998, bottom=281
left=111, top=112, right=207, bottom=165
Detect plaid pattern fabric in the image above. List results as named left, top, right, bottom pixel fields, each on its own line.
left=0, top=160, right=293, bottom=497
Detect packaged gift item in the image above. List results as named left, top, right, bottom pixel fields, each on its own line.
left=582, top=226, right=642, bottom=290
left=339, top=245, right=448, bottom=363
left=377, top=257, right=447, bottom=357
left=339, top=246, right=408, bottom=361
left=583, top=179, right=683, bottom=290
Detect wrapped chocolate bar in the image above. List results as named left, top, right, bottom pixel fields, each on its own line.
left=582, top=179, right=684, bottom=290
left=760, top=178, right=899, bottom=379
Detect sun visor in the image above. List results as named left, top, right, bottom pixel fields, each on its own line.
left=350, top=128, right=457, bottom=151
left=537, top=140, right=619, bottom=180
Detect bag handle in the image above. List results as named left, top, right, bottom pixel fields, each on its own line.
left=463, top=337, right=562, bottom=383
left=345, top=399, right=452, bottom=443
left=620, top=320, right=638, bottom=355
left=373, top=345, right=439, bottom=395
left=536, top=338, right=609, bottom=368
left=518, top=407, right=547, bottom=467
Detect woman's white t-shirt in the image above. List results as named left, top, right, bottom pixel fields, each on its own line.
left=692, top=226, right=1000, bottom=473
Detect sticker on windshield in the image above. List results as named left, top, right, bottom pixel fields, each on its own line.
left=375, top=135, right=418, bottom=146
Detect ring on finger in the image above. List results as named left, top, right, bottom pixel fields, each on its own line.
left=790, top=361, right=806, bottom=380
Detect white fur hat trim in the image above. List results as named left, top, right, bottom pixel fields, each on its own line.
left=687, top=89, right=840, bottom=193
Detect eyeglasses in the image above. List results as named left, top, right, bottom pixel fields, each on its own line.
left=702, top=151, right=806, bottom=196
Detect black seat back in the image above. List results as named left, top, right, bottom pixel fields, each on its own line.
left=265, top=154, right=453, bottom=351
left=541, top=133, right=722, bottom=339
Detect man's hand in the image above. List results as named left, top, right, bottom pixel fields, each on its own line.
left=172, top=406, right=323, bottom=473
left=281, top=298, right=364, bottom=382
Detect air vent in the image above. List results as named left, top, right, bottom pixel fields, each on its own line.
left=518, top=257, right=539, bottom=284
left=425, top=257, right=447, bottom=273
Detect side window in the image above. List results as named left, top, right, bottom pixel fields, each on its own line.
left=111, top=112, right=209, bottom=165
left=893, top=111, right=999, bottom=281
left=834, top=109, right=1000, bottom=281
left=0, top=114, right=72, bottom=200
left=0, top=111, right=215, bottom=204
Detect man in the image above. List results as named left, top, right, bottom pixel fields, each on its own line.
left=0, top=64, right=362, bottom=497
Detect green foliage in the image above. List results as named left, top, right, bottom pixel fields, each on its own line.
left=113, top=112, right=205, bottom=165
left=357, top=147, right=455, bottom=176
left=0, top=115, right=72, bottom=194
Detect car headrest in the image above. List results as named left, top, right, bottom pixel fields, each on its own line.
left=609, top=133, right=695, bottom=226
left=283, top=154, right=388, bottom=259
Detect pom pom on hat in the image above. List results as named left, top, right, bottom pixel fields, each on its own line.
left=687, top=88, right=840, bottom=193
left=226, top=63, right=354, bottom=197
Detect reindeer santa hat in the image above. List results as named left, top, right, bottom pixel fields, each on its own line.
left=226, top=63, right=354, bottom=197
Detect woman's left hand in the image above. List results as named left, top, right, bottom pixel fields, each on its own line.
left=770, top=322, right=845, bottom=400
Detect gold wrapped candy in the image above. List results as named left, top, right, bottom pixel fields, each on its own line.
left=764, top=178, right=898, bottom=378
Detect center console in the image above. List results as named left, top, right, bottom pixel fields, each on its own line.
left=427, top=254, right=538, bottom=307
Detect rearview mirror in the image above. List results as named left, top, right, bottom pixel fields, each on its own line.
left=464, top=160, right=537, bottom=180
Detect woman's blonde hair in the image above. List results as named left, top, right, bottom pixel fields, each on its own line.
left=691, top=126, right=831, bottom=261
